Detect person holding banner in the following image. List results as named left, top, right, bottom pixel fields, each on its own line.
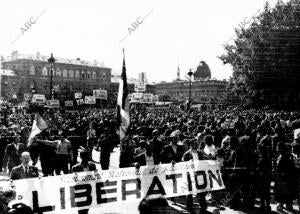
left=72, top=147, right=96, bottom=172
left=182, top=139, right=210, bottom=213
left=55, top=131, right=73, bottom=175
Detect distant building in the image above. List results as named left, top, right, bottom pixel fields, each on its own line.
left=0, top=51, right=111, bottom=102
left=155, top=79, right=228, bottom=105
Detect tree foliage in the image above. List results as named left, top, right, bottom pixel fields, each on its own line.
left=219, top=0, right=300, bottom=108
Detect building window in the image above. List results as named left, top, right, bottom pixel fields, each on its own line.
left=55, top=68, right=61, bottom=77
left=92, top=71, right=97, bottom=79
left=87, top=71, right=91, bottom=79
left=29, top=65, right=35, bottom=75
left=69, top=70, right=74, bottom=78
left=62, top=69, right=68, bottom=77
left=75, top=70, right=80, bottom=78
left=81, top=71, right=86, bottom=79
left=102, top=72, right=106, bottom=79
left=42, top=67, right=48, bottom=76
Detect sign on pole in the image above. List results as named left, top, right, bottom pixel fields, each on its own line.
left=93, top=89, right=107, bottom=100
left=64, top=100, right=73, bottom=107
left=24, top=93, right=32, bottom=101
left=32, top=94, right=46, bottom=104
left=76, top=99, right=84, bottom=106
left=47, top=100, right=60, bottom=108
left=84, top=96, right=96, bottom=104
left=134, top=82, right=146, bottom=92
left=74, top=92, right=82, bottom=99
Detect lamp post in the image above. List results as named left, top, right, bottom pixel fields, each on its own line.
left=187, top=69, right=194, bottom=105
left=48, top=53, right=55, bottom=100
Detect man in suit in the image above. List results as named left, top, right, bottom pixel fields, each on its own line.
left=160, top=131, right=184, bottom=164
left=72, top=147, right=96, bottom=172
left=10, top=152, right=39, bottom=180
left=2, top=132, right=25, bottom=173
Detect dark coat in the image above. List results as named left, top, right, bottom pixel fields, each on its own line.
left=160, top=144, right=184, bottom=163
left=72, top=162, right=96, bottom=173
left=10, top=164, right=39, bottom=180
left=3, top=143, right=25, bottom=171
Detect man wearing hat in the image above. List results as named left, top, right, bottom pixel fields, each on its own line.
left=2, top=132, right=25, bottom=174
left=72, top=147, right=96, bottom=172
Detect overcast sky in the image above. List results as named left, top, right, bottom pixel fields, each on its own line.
left=0, top=0, right=280, bottom=82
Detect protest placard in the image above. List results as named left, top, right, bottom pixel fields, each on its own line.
left=64, top=100, right=73, bottom=107
left=32, top=94, right=46, bottom=103
left=93, top=89, right=107, bottom=100
left=74, top=93, right=82, bottom=99
left=84, top=96, right=96, bottom=104
left=47, top=100, right=60, bottom=108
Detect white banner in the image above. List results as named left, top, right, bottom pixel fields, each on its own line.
left=85, top=96, right=96, bottom=104
left=6, top=160, right=224, bottom=213
left=32, top=94, right=46, bottom=103
left=47, top=100, right=60, bottom=108
left=152, top=95, right=159, bottom=102
left=64, top=100, right=73, bottom=107
left=93, top=89, right=107, bottom=100
left=142, top=94, right=153, bottom=102
left=74, top=93, right=82, bottom=99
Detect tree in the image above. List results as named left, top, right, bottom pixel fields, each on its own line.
left=219, top=0, right=300, bottom=108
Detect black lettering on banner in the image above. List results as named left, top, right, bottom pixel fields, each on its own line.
left=122, top=178, right=141, bottom=201
left=70, top=184, right=92, bottom=208
left=194, top=171, right=207, bottom=190
left=32, top=191, right=55, bottom=214
left=60, top=187, right=65, bottom=210
left=166, top=173, right=182, bottom=193
left=186, top=172, right=193, bottom=191
left=146, top=176, right=166, bottom=196
left=208, top=169, right=223, bottom=188
left=96, top=181, right=117, bottom=204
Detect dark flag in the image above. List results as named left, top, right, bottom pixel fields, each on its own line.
left=117, top=49, right=130, bottom=140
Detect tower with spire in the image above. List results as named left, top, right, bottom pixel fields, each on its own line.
left=176, top=64, right=180, bottom=81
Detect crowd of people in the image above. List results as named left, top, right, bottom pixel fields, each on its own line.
left=1, top=104, right=300, bottom=213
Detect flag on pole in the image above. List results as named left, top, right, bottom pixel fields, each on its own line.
left=28, top=113, right=48, bottom=146
left=117, top=49, right=130, bottom=140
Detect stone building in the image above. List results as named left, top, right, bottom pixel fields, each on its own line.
left=0, top=51, right=111, bottom=102
left=155, top=79, right=227, bottom=105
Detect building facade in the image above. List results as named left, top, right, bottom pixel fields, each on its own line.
left=155, top=79, right=228, bottom=105
left=0, top=52, right=111, bottom=102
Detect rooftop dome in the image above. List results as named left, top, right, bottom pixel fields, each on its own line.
left=194, top=61, right=211, bottom=80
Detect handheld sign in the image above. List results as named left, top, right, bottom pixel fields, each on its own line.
left=84, top=96, right=96, bottom=104
left=93, top=89, right=107, bottom=100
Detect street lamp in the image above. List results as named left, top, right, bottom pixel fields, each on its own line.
left=187, top=69, right=194, bottom=105
left=48, top=53, right=55, bottom=100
